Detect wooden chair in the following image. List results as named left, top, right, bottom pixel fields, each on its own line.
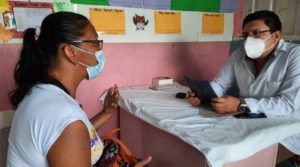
left=0, top=111, right=14, bottom=167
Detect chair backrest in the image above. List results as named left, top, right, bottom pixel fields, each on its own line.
left=0, top=110, right=14, bottom=167
left=0, top=126, right=10, bottom=167
left=0, top=110, right=14, bottom=130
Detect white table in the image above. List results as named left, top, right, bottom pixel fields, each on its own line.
left=118, top=84, right=300, bottom=167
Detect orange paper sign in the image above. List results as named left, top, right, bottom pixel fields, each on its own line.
left=202, top=13, right=224, bottom=34
left=0, top=24, right=13, bottom=42
left=155, top=11, right=181, bottom=34
left=90, top=8, right=125, bottom=34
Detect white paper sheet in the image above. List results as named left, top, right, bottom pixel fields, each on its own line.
left=13, top=7, right=52, bottom=32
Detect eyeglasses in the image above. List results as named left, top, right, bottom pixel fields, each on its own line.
left=70, top=40, right=103, bottom=50
left=240, top=30, right=271, bottom=38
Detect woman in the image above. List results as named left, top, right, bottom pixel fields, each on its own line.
left=7, top=12, right=151, bottom=167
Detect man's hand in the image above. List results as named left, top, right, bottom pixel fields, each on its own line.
left=187, top=90, right=201, bottom=106
left=211, top=95, right=240, bottom=114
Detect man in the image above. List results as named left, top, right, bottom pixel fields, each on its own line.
left=188, top=10, right=300, bottom=165
left=189, top=10, right=300, bottom=116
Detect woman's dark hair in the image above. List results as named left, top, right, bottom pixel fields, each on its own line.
left=9, top=12, right=90, bottom=108
left=242, top=10, right=282, bottom=33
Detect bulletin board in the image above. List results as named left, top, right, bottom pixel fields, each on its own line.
left=0, top=0, right=239, bottom=43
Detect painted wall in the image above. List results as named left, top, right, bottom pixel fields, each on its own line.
left=0, top=44, right=19, bottom=111
left=0, top=0, right=243, bottom=134
left=0, top=42, right=229, bottom=133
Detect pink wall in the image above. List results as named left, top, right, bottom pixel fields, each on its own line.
left=0, top=1, right=243, bottom=133
left=0, top=44, right=20, bottom=111
left=233, top=0, right=243, bottom=36
left=0, top=42, right=229, bottom=133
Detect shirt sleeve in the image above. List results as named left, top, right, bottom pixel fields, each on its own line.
left=42, top=113, right=80, bottom=156
left=33, top=99, right=85, bottom=156
left=210, top=49, right=239, bottom=97
left=245, top=47, right=300, bottom=116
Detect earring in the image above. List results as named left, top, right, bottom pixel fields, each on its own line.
left=75, top=63, right=80, bottom=70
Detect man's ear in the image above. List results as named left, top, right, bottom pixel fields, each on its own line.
left=63, top=44, right=80, bottom=65
left=273, top=31, right=281, bottom=42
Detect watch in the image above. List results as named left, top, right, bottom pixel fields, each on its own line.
left=237, top=98, right=250, bottom=113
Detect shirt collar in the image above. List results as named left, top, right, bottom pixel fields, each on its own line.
left=273, top=39, right=286, bottom=57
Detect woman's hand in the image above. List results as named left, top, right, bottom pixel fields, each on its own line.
left=211, top=95, right=240, bottom=114
left=90, top=85, right=120, bottom=129
left=103, top=84, right=119, bottom=115
left=134, top=156, right=152, bottom=167
left=187, top=90, right=201, bottom=106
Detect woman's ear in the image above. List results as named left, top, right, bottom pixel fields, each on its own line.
left=63, top=44, right=80, bottom=65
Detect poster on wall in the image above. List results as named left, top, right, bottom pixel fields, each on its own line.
left=154, top=11, right=181, bottom=34
left=90, top=8, right=126, bottom=34
left=202, top=13, right=224, bottom=34
left=220, top=0, right=239, bottom=12
left=14, top=8, right=52, bottom=32
left=53, top=1, right=76, bottom=12
left=0, top=23, right=13, bottom=42
left=0, top=1, right=236, bottom=43
left=109, top=0, right=143, bottom=8
left=142, top=0, right=171, bottom=10
left=3, top=10, right=16, bottom=30
left=95, top=7, right=198, bottom=43
left=198, top=13, right=233, bottom=41
left=3, top=1, right=53, bottom=38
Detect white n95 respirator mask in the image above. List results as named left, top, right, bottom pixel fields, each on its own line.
left=244, top=35, right=273, bottom=59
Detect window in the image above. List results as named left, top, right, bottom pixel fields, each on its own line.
left=242, top=0, right=300, bottom=40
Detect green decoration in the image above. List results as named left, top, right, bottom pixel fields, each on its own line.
left=171, top=0, right=221, bottom=12
left=70, top=0, right=109, bottom=6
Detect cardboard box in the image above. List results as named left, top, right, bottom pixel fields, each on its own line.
left=152, top=77, right=173, bottom=86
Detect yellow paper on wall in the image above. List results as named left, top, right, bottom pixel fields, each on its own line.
left=0, top=0, right=10, bottom=13
left=202, top=13, right=224, bottom=34
left=90, top=8, right=125, bottom=34
left=0, top=24, right=13, bottom=42
left=155, top=11, right=181, bottom=34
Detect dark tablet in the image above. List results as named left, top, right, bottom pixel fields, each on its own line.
left=233, top=112, right=267, bottom=119
left=184, top=76, right=217, bottom=107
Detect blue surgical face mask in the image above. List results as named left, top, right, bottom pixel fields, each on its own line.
left=72, top=46, right=105, bottom=80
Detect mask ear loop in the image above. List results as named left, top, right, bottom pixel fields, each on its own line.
left=263, top=33, right=276, bottom=53
left=263, top=33, right=273, bottom=42
left=71, top=45, right=95, bottom=55
left=70, top=45, right=95, bottom=68
left=78, top=62, right=89, bottom=67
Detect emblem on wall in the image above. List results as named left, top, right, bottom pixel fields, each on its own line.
left=133, top=14, right=148, bottom=31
